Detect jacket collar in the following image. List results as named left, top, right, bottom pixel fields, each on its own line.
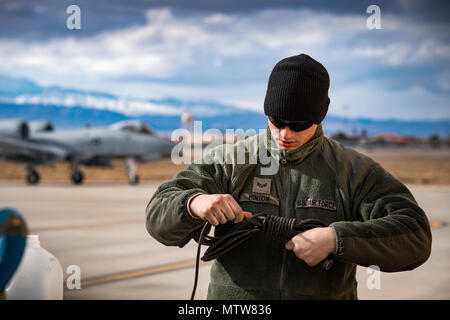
left=264, top=123, right=324, bottom=163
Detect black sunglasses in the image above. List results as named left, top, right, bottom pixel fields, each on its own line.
left=269, top=116, right=313, bottom=132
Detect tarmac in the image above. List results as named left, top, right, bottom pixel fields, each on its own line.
left=0, top=182, right=449, bottom=300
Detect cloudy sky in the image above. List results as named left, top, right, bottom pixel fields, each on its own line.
left=0, top=0, right=449, bottom=120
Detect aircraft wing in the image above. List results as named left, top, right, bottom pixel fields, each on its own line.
left=0, top=135, right=68, bottom=162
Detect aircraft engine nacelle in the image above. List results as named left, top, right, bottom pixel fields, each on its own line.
left=29, top=121, right=54, bottom=133
left=0, top=120, right=29, bottom=139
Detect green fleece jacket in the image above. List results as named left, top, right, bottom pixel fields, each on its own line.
left=145, top=124, right=432, bottom=299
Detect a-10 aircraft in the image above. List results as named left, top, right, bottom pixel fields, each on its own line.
left=0, top=119, right=174, bottom=185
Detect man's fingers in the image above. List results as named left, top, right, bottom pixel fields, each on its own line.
left=243, top=211, right=252, bottom=220
left=206, top=214, right=220, bottom=226
left=226, top=196, right=245, bottom=223
left=221, top=201, right=237, bottom=222
left=285, top=240, right=294, bottom=251
left=213, top=208, right=228, bottom=224
left=204, top=195, right=253, bottom=226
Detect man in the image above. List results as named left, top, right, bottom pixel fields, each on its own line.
left=146, top=54, right=432, bottom=299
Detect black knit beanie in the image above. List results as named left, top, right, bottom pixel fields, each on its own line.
left=264, top=54, right=330, bottom=123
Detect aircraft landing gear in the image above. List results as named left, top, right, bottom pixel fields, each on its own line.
left=26, top=168, right=40, bottom=185
left=125, top=157, right=139, bottom=185
left=128, top=175, right=140, bottom=185
left=71, top=170, right=84, bottom=185
left=69, top=164, right=84, bottom=185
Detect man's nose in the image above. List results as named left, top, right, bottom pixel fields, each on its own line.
left=279, top=127, right=295, bottom=140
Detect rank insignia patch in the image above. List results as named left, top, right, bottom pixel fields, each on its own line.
left=252, top=177, right=272, bottom=194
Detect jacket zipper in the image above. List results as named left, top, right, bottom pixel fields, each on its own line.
left=279, top=153, right=288, bottom=298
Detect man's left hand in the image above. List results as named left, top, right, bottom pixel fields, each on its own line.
left=285, top=227, right=336, bottom=267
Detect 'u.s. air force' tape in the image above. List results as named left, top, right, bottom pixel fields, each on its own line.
left=296, top=199, right=336, bottom=211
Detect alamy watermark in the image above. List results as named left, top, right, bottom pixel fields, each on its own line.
left=66, top=5, right=81, bottom=30
left=366, top=5, right=381, bottom=30
left=66, top=265, right=81, bottom=290
left=366, top=265, right=381, bottom=290
left=65, top=4, right=380, bottom=31
left=171, top=121, right=280, bottom=175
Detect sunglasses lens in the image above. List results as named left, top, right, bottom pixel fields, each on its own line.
left=269, top=117, right=312, bottom=132
left=290, top=122, right=313, bottom=132
left=269, top=117, right=285, bottom=128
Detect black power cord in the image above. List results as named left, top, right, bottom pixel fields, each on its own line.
left=190, top=213, right=334, bottom=300
left=190, top=221, right=212, bottom=300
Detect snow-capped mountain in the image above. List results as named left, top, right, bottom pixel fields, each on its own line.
left=0, top=75, right=250, bottom=117
left=0, top=74, right=449, bottom=138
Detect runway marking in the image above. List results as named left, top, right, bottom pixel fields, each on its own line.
left=76, top=259, right=210, bottom=289
left=30, top=218, right=142, bottom=232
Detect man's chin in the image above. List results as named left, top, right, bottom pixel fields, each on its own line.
left=278, top=144, right=299, bottom=150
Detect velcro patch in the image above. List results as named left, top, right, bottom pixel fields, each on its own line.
left=252, top=177, right=272, bottom=194
left=239, top=193, right=279, bottom=206
left=296, top=199, right=336, bottom=211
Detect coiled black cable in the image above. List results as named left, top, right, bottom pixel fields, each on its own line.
left=190, top=213, right=334, bottom=300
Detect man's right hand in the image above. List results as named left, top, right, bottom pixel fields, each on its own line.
left=189, top=194, right=252, bottom=226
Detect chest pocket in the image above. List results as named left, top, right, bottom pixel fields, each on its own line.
left=237, top=176, right=280, bottom=217
left=294, top=179, right=344, bottom=226
left=294, top=198, right=342, bottom=226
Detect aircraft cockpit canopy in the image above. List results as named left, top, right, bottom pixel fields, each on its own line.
left=110, top=120, right=154, bottom=135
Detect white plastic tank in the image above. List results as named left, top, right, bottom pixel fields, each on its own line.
left=5, top=235, right=63, bottom=300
